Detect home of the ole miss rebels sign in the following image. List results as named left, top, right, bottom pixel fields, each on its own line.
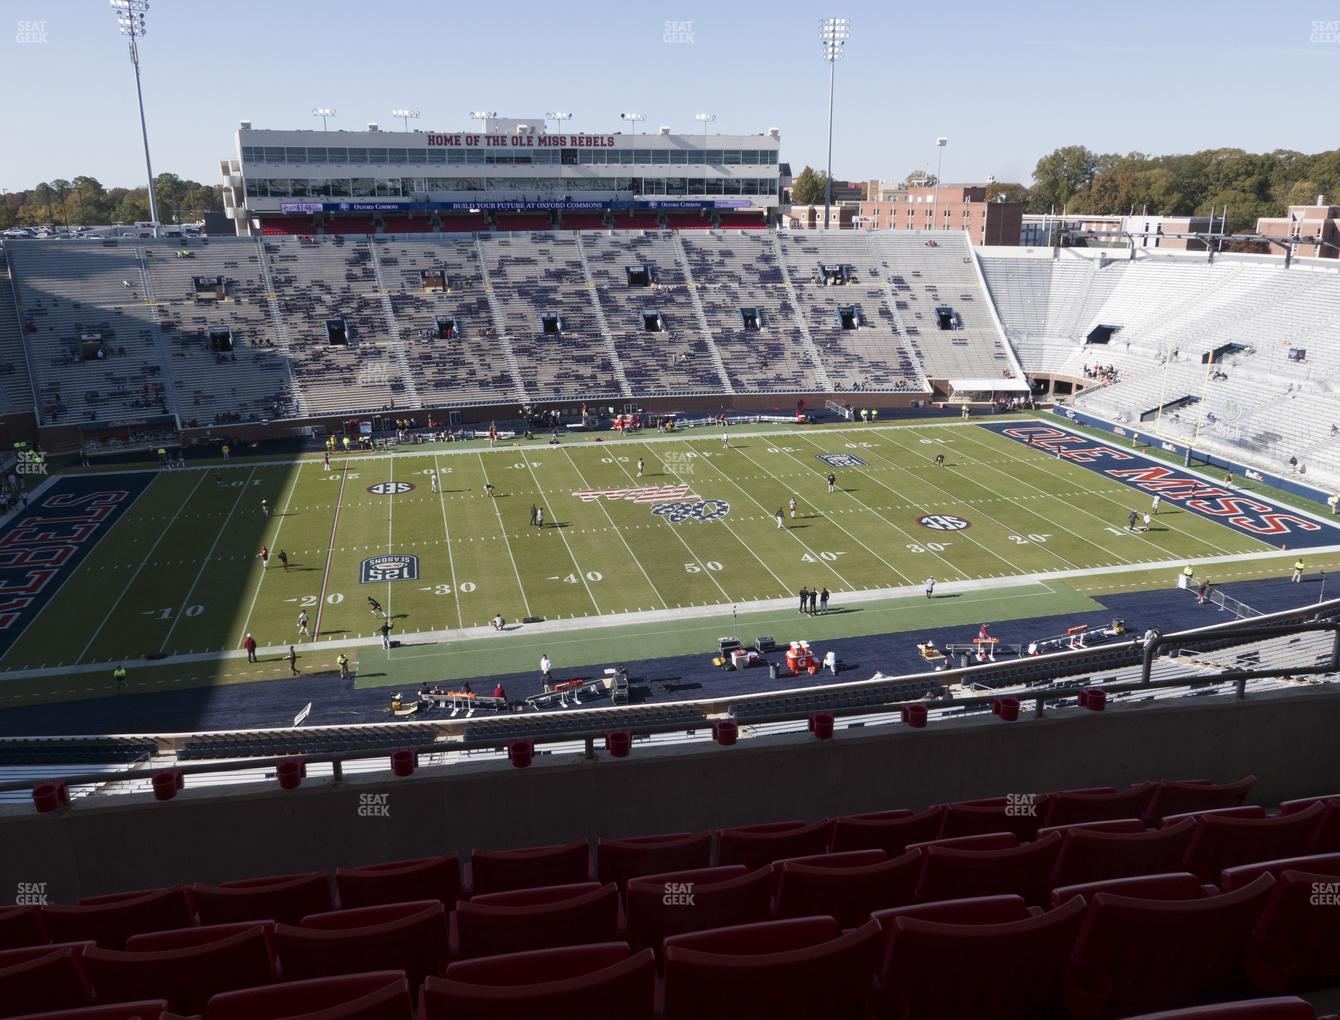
left=425, top=133, right=616, bottom=148
left=980, top=422, right=1340, bottom=548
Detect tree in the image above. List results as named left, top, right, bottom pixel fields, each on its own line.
left=49, top=180, right=71, bottom=227
left=1028, top=145, right=1101, bottom=213
left=790, top=166, right=828, bottom=206
left=985, top=182, right=1028, bottom=205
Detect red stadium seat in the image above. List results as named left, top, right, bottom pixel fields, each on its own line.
left=1063, top=872, right=1276, bottom=1018
left=1116, top=998, right=1323, bottom=1019
left=193, top=872, right=331, bottom=927
left=126, top=921, right=276, bottom=963
left=1245, top=868, right=1340, bottom=992
left=624, top=865, right=771, bottom=956
left=0, top=907, right=49, bottom=950
left=422, top=943, right=656, bottom=1019
left=938, top=798, right=1048, bottom=841
left=40, top=888, right=193, bottom=950
left=334, top=855, right=460, bottom=910
left=0, top=948, right=92, bottom=1018
left=1162, top=806, right=1268, bottom=826
left=908, top=831, right=1019, bottom=853
left=1145, top=777, right=1257, bottom=822
left=1220, top=852, right=1340, bottom=892
left=80, top=926, right=274, bottom=1015
left=275, top=900, right=447, bottom=993
left=1051, top=817, right=1198, bottom=887
left=0, top=943, right=96, bottom=969
left=1037, top=818, right=1149, bottom=837
left=775, top=849, right=921, bottom=927
left=1182, top=803, right=1327, bottom=881
left=661, top=916, right=882, bottom=1020
left=5, top=1003, right=171, bottom=1020
left=714, top=819, right=832, bottom=870
left=769, top=848, right=885, bottom=890
left=915, top=831, right=1062, bottom=906
left=829, top=807, right=942, bottom=854
left=1050, top=872, right=1215, bottom=906
left=595, top=832, right=711, bottom=889
left=1279, top=794, right=1340, bottom=814
left=875, top=894, right=1086, bottom=1020
left=205, top=971, right=412, bottom=1020
left=873, top=893, right=1036, bottom=929
left=1040, top=784, right=1156, bottom=828
left=468, top=840, right=589, bottom=895
left=454, top=881, right=617, bottom=958
left=1276, top=798, right=1340, bottom=853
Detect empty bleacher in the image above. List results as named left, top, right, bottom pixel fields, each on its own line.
left=0, top=262, right=36, bottom=416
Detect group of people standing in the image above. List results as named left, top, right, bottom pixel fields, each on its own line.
left=798, top=586, right=830, bottom=614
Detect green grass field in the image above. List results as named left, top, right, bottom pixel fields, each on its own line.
left=0, top=420, right=1290, bottom=683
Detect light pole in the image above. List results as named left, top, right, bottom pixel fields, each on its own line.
left=312, top=107, right=336, bottom=132
left=695, top=112, right=716, bottom=148
left=545, top=112, right=572, bottom=132
left=110, top=0, right=159, bottom=236
left=619, top=112, right=645, bottom=137
left=391, top=108, right=420, bottom=133
left=932, top=136, right=947, bottom=232
left=819, top=17, right=849, bottom=230
left=469, top=111, right=496, bottom=132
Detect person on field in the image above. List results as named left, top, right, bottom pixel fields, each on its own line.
left=259, top=546, right=269, bottom=568
left=776, top=507, right=785, bottom=529
left=536, top=506, right=544, bottom=528
left=368, top=596, right=384, bottom=617
left=380, top=620, right=394, bottom=649
left=113, top=664, right=128, bottom=693
left=827, top=472, right=836, bottom=493
left=287, top=646, right=299, bottom=676
left=337, top=653, right=350, bottom=679
left=819, top=587, right=830, bottom=613
left=1293, top=558, right=1305, bottom=583
left=244, top=633, right=257, bottom=662
left=789, top=496, right=798, bottom=520
left=925, top=577, right=936, bottom=599
left=431, top=472, right=439, bottom=493
left=298, top=610, right=310, bottom=638
left=277, top=549, right=289, bottom=572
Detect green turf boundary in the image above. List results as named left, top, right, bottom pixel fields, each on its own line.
left=351, top=581, right=1103, bottom=689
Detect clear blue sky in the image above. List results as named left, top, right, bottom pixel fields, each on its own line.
left=3, top=0, right=1336, bottom=192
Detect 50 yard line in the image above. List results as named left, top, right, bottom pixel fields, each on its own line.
left=313, top=460, right=349, bottom=641
left=431, top=453, right=464, bottom=629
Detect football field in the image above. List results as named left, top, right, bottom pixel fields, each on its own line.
left=0, top=419, right=1312, bottom=678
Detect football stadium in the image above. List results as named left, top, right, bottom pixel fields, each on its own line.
left=4, top=4, right=1340, bottom=1018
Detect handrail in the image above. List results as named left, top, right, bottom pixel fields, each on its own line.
left=2, top=656, right=1331, bottom=798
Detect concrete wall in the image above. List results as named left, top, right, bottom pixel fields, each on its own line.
left=4, top=684, right=1340, bottom=903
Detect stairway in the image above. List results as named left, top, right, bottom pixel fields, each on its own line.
left=671, top=233, right=734, bottom=395
left=575, top=235, right=632, bottom=397
left=255, top=238, right=307, bottom=417
left=368, top=241, right=422, bottom=409
left=771, top=232, right=834, bottom=391
left=473, top=235, right=530, bottom=405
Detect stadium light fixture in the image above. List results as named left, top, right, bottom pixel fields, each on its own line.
left=109, top=0, right=160, bottom=238
left=545, top=112, right=572, bottom=129
left=819, top=17, right=849, bottom=230
left=391, top=108, right=420, bottom=133
left=469, top=112, right=497, bottom=130
left=933, top=136, right=948, bottom=233
left=620, top=112, right=645, bottom=137
left=695, top=112, right=716, bottom=146
left=312, top=107, right=336, bottom=132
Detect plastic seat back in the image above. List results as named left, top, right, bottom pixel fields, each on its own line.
left=40, top=888, right=193, bottom=950
left=469, top=840, right=589, bottom=895
left=1051, top=817, right=1197, bottom=887
left=830, top=807, right=942, bottom=854
left=1221, top=852, right=1340, bottom=892
left=777, top=849, right=920, bottom=927
left=917, top=831, right=1062, bottom=906
left=335, top=855, right=460, bottom=910
left=455, top=882, right=617, bottom=958
left=274, top=900, right=447, bottom=993
left=205, top=970, right=412, bottom=1020
left=625, top=866, right=771, bottom=957
left=1041, top=784, right=1156, bottom=828
left=193, top=872, right=331, bottom=927
left=1050, top=872, right=1212, bottom=907
left=596, top=832, right=711, bottom=890
left=1182, top=803, right=1326, bottom=881
left=715, top=820, right=832, bottom=870
left=0, top=948, right=92, bottom=1018
left=1246, top=869, right=1340, bottom=992
left=878, top=895, right=1086, bottom=1020
left=0, top=907, right=49, bottom=951
left=1145, top=777, right=1256, bottom=822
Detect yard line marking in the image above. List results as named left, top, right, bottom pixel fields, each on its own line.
left=562, top=449, right=667, bottom=610
left=476, top=453, right=532, bottom=618
left=76, top=470, right=210, bottom=664
left=161, top=467, right=258, bottom=653
left=237, top=464, right=304, bottom=645
left=687, top=441, right=857, bottom=589
left=313, top=461, right=350, bottom=641
left=385, top=455, right=395, bottom=621
left=736, top=440, right=923, bottom=585
left=431, top=454, right=464, bottom=630
left=520, top=453, right=601, bottom=613
left=638, top=445, right=804, bottom=595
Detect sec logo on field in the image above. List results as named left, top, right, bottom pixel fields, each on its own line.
left=366, top=482, right=415, bottom=495
left=917, top=514, right=971, bottom=531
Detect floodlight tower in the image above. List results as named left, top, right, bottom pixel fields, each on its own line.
left=932, top=137, right=948, bottom=232
left=391, top=108, right=420, bottom=133
left=620, top=112, right=645, bottom=137
left=695, top=112, right=717, bottom=147
left=110, top=0, right=160, bottom=236
left=819, top=17, right=849, bottom=230
left=545, top=112, right=572, bottom=130
left=312, top=107, right=336, bottom=131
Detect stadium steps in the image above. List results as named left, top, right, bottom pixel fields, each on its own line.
left=671, top=233, right=735, bottom=394
left=132, top=250, right=183, bottom=422
left=770, top=232, right=834, bottom=392
left=254, top=236, right=308, bottom=417
left=367, top=241, right=422, bottom=409
left=0, top=259, right=37, bottom=415
left=473, top=235, right=529, bottom=405
left=574, top=234, right=632, bottom=397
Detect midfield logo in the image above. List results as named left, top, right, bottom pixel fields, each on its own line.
left=367, top=482, right=414, bottom=495
left=572, top=483, right=699, bottom=504
left=817, top=452, right=868, bottom=468
left=917, top=514, right=972, bottom=531
left=360, top=555, right=420, bottom=583
left=651, top=499, right=730, bottom=523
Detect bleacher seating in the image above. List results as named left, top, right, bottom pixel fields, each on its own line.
left=0, top=264, right=36, bottom=416
left=6, top=776, right=1340, bottom=1017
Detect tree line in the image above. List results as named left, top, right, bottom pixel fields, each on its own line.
left=790, top=144, right=1340, bottom=234
left=0, top=174, right=222, bottom=230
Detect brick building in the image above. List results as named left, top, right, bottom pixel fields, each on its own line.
left=857, top=185, right=1022, bottom=245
